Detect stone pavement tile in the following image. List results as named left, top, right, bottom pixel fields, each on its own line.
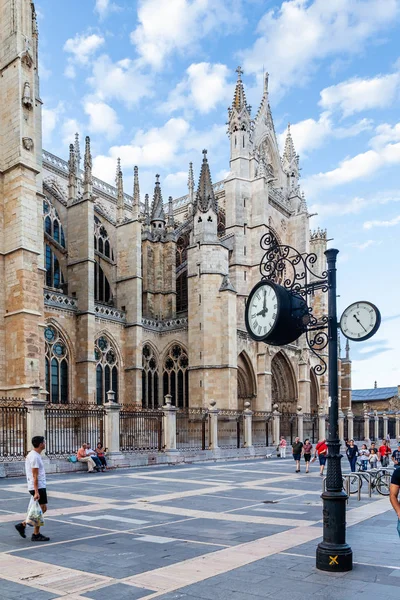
left=0, top=577, right=60, bottom=599
left=84, top=583, right=155, bottom=599
left=151, top=496, right=252, bottom=513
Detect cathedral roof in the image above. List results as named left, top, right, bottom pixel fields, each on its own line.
left=194, top=150, right=217, bottom=214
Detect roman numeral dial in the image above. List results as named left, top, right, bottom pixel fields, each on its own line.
left=246, top=282, right=278, bottom=341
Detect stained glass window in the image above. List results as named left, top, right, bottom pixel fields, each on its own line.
left=95, top=336, right=119, bottom=404
left=45, top=326, right=69, bottom=404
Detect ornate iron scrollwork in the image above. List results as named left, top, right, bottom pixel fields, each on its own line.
left=259, top=226, right=329, bottom=376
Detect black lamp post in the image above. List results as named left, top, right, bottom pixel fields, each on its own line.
left=316, top=248, right=353, bottom=572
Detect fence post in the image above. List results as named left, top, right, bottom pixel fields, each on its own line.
left=318, top=408, right=326, bottom=440
left=208, top=400, right=219, bottom=450
left=272, top=404, right=280, bottom=446
left=163, top=394, right=177, bottom=452
left=383, top=412, right=388, bottom=440
left=243, top=402, right=253, bottom=448
left=396, top=412, right=400, bottom=440
left=338, top=409, right=345, bottom=443
left=25, top=386, right=47, bottom=446
left=104, top=391, right=124, bottom=465
left=347, top=410, right=354, bottom=441
left=297, top=406, right=303, bottom=441
left=364, top=410, right=369, bottom=441
left=374, top=411, right=379, bottom=441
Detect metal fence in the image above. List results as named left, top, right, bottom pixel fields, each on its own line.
left=0, top=398, right=27, bottom=460
left=252, top=412, right=271, bottom=447
left=389, top=417, right=396, bottom=439
left=218, top=410, right=242, bottom=448
left=369, top=419, right=375, bottom=441
left=45, top=404, right=105, bottom=456
left=280, top=413, right=298, bottom=443
left=303, top=414, right=318, bottom=443
left=120, top=407, right=163, bottom=452
left=176, top=408, right=208, bottom=450
left=354, top=416, right=364, bottom=441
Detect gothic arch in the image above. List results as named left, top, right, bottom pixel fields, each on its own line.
left=310, top=368, right=319, bottom=414
left=94, top=331, right=122, bottom=404
left=237, top=351, right=257, bottom=409
left=161, top=342, right=189, bottom=408
left=94, top=329, right=123, bottom=367
left=271, top=350, right=298, bottom=412
left=44, top=319, right=74, bottom=404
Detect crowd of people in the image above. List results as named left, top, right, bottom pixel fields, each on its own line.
left=76, top=442, right=108, bottom=472
left=278, top=436, right=400, bottom=475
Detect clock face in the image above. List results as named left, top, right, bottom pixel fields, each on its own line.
left=340, top=301, right=381, bottom=342
left=246, top=282, right=279, bottom=341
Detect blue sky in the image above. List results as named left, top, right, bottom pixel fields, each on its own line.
left=37, top=0, right=400, bottom=390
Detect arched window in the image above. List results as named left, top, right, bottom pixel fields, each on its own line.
left=176, top=233, right=190, bottom=267
left=43, top=198, right=66, bottom=248
left=44, top=325, right=69, bottom=404
left=142, top=345, right=159, bottom=408
left=45, top=244, right=65, bottom=290
left=94, top=261, right=112, bottom=304
left=162, top=345, right=189, bottom=408
left=94, top=216, right=114, bottom=262
left=217, top=209, right=226, bottom=238
left=95, top=336, right=119, bottom=404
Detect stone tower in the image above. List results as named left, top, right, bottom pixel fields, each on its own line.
left=188, top=150, right=237, bottom=407
left=341, top=339, right=352, bottom=410
left=0, top=0, right=44, bottom=396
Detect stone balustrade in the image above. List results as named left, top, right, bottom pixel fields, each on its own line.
left=44, top=289, right=78, bottom=311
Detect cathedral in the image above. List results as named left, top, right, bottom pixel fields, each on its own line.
left=1, top=0, right=346, bottom=418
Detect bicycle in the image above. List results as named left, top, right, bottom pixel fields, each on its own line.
left=347, top=464, right=393, bottom=496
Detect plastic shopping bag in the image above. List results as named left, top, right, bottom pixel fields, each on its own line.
left=26, top=496, right=45, bottom=527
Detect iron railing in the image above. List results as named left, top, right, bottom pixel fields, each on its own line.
left=280, top=412, right=298, bottom=444
left=45, top=404, right=105, bottom=456
left=389, top=417, right=396, bottom=439
left=303, top=413, right=318, bottom=443
left=218, top=410, right=242, bottom=448
left=252, top=412, right=271, bottom=447
left=120, top=407, right=163, bottom=452
left=0, top=398, right=27, bottom=460
left=176, top=408, right=208, bottom=450
left=354, top=416, right=364, bottom=441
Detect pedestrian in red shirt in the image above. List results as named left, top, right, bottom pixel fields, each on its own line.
left=379, top=440, right=391, bottom=467
left=314, top=439, right=328, bottom=477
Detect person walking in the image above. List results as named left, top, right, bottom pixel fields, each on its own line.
left=379, top=440, right=390, bottom=467
left=15, top=436, right=50, bottom=542
left=303, top=439, right=313, bottom=473
left=314, top=439, right=328, bottom=477
left=279, top=436, right=287, bottom=459
left=346, top=439, right=359, bottom=472
left=389, top=467, right=400, bottom=537
left=359, top=444, right=370, bottom=471
left=292, top=437, right=303, bottom=473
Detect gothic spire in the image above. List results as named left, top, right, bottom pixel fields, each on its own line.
left=68, top=143, right=77, bottom=203
left=283, top=124, right=297, bottom=164
left=116, top=158, right=124, bottom=224
left=232, top=66, right=248, bottom=112
left=151, top=174, right=165, bottom=223
left=144, top=193, right=150, bottom=228
left=282, top=123, right=300, bottom=189
left=132, top=165, right=140, bottom=219
left=187, top=162, right=194, bottom=215
left=83, top=136, right=92, bottom=199
left=74, top=133, right=82, bottom=195
left=194, top=150, right=217, bottom=214
left=167, top=196, right=174, bottom=229
left=345, top=338, right=350, bottom=361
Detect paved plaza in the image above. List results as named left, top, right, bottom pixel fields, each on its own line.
left=0, top=458, right=398, bottom=599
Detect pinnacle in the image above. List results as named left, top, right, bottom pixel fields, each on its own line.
left=232, top=65, right=248, bottom=112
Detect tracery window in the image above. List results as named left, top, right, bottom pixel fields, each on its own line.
left=94, top=216, right=114, bottom=261
left=176, top=233, right=190, bottom=267
left=45, top=244, right=65, bottom=290
left=217, top=209, right=226, bottom=238
left=176, top=273, right=188, bottom=313
left=44, top=325, right=69, bottom=404
left=95, top=336, right=119, bottom=404
left=162, top=345, right=189, bottom=408
left=43, top=199, right=66, bottom=247
left=142, top=345, right=159, bottom=408
left=94, top=261, right=112, bottom=304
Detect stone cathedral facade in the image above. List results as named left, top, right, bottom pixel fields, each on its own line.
left=1, top=0, right=342, bottom=418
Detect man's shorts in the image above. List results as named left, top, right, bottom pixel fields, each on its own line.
left=318, top=455, right=326, bottom=466
left=29, top=488, right=48, bottom=505
left=293, top=453, right=301, bottom=461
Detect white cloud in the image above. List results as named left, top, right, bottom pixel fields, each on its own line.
left=240, top=0, right=399, bottom=97
left=370, top=122, right=400, bottom=150
left=319, top=73, right=400, bottom=116
left=131, top=0, right=242, bottom=69
left=42, top=102, right=64, bottom=145
left=363, top=214, right=400, bottom=229
left=95, top=0, right=118, bottom=19
left=64, top=32, right=105, bottom=66
left=350, top=240, right=381, bottom=251
left=64, top=64, right=76, bottom=79
left=87, top=54, right=153, bottom=107
left=303, top=142, right=400, bottom=198
left=163, top=62, right=231, bottom=114
left=277, top=113, right=372, bottom=156
left=163, top=171, right=189, bottom=193
left=61, top=118, right=82, bottom=148
left=309, top=196, right=368, bottom=219
left=84, top=100, right=122, bottom=140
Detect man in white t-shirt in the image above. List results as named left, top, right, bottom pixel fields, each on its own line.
left=15, top=436, right=50, bottom=542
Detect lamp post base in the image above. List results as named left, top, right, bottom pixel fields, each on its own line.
left=316, top=541, right=353, bottom=572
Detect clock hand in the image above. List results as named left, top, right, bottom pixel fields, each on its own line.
left=353, top=314, right=367, bottom=333
left=263, top=290, right=267, bottom=313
